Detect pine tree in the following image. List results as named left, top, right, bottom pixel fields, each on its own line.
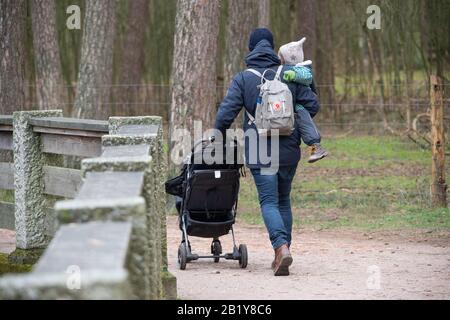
left=169, top=0, right=220, bottom=147
left=31, top=0, right=67, bottom=111
left=0, top=0, right=26, bottom=114
left=73, top=0, right=117, bottom=119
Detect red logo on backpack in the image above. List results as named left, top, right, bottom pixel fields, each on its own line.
left=273, top=102, right=281, bottom=111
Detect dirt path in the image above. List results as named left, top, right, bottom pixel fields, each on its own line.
left=167, top=216, right=450, bottom=300
left=0, top=229, right=15, bottom=255
left=1, top=217, right=449, bottom=299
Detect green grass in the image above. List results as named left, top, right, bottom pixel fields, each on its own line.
left=0, top=190, right=14, bottom=203
left=237, top=135, right=450, bottom=232
left=294, top=175, right=422, bottom=192
left=0, top=253, right=32, bottom=275
left=314, top=136, right=431, bottom=168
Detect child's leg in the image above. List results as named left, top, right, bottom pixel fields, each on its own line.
left=296, top=105, right=328, bottom=163
left=296, top=106, right=321, bottom=146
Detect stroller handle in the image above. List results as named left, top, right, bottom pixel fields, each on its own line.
left=191, top=136, right=216, bottom=153
left=191, top=136, right=215, bottom=153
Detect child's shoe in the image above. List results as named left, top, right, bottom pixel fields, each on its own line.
left=308, top=143, right=328, bottom=163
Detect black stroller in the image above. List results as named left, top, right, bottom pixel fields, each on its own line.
left=165, top=138, right=248, bottom=270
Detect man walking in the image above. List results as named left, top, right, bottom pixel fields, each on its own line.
left=214, top=28, right=320, bottom=276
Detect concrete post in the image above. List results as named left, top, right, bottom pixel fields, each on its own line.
left=78, top=154, right=153, bottom=299
left=12, top=110, right=63, bottom=250
left=109, top=116, right=169, bottom=268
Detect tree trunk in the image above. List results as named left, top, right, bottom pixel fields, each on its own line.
left=169, top=0, right=220, bottom=144
left=223, top=0, right=257, bottom=89
left=315, top=0, right=335, bottom=115
left=430, top=75, right=447, bottom=207
left=223, top=0, right=257, bottom=130
left=0, top=0, right=26, bottom=115
left=73, top=0, right=117, bottom=119
left=31, top=0, right=68, bottom=112
left=117, top=0, right=149, bottom=116
left=296, top=0, right=316, bottom=62
left=258, top=0, right=270, bottom=27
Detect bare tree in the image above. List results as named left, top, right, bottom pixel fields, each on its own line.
left=118, top=0, right=149, bottom=116
left=315, top=0, right=335, bottom=111
left=297, top=0, right=316, bottom=62
left=169, top=0, right=220, bottom=146
left=223, top=0, right=257, bottom=130
left=224, top=0, right=257, bottom=88
left=73, top=0, right=117, bottom=119
left=258, top=0, right=270, bottom=27
left=31, top=0, right=67, bottom=112
left=0, top=0, right=26, bottom=114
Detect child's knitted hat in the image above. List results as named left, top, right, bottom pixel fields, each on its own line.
left=279, top=37, right=311, bottom=65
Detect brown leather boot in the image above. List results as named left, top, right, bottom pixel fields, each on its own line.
left=273, top=244, right=293, bottom=276
left=272, top=243, right=291, bottom=270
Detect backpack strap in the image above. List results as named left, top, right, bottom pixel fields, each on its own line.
left=246, top=68, right=263, bottom=78
left=245, top=69, right=262, bottom=125
left=275, top=65, right=283, bottom=80
left=248, top=68, right=271, bottom=86
left=246, top=110, right=256, bottom=125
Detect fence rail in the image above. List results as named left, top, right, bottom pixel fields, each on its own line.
left=0, top=110, right=175, bottom=300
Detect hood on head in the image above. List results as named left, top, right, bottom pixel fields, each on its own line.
left=245, top=39, right=281, bottom=69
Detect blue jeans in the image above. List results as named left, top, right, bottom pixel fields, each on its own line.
left=250, top=165, right=298, bottom=249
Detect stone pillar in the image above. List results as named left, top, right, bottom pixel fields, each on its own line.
left=79, top=153, right=152, bottom=299
left=12, top=110, right=63, bottom=250
left=109, top=117, right=169, bottom=268
left=105, top=116, right=174, bottom=298
left=104, top=117, right=162, bottom=299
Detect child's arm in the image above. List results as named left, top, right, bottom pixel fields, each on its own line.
left=283, top=65, right=313, bottom=86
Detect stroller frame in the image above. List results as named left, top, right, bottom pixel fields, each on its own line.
left=176, top=138, right=248, bottom=270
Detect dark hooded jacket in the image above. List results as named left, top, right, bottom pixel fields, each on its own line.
left=214, top=39, right=320, bottom=168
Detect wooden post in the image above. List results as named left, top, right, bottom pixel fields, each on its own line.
left=430, top=75, right=447, bottom=207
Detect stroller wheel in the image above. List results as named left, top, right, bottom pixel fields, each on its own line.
left=178, top=242, right=188, bottom=270
left=211, top=240, right=222, bottom=263
left=238, top=244, right=248, bottom=269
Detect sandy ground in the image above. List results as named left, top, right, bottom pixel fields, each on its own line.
left=1, top=217, right=449, bottom=300
left=0, top=229, right=15, bottom=255
left=167, top=216, right=450, bottom=300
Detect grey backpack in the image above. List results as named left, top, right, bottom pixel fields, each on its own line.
left=246, top=66, right=295, bottom=136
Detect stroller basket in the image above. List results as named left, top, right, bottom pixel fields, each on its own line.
left=185, top=210, right=234, bottom=238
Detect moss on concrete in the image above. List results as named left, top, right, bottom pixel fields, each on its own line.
left=8, top=248, right=44, bottom=265
left=161, top=270, right=177, bottom=300
left=0, top=253, right=32, bottom=275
